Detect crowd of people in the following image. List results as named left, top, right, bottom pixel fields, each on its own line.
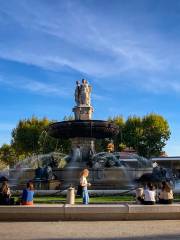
left=0, top=169, right=175, bottom=206
left=0, top=181, right=34, bottom=206
left=78, top=169, right=174, bottom=205
left=136, top=181, right=174, bottom=205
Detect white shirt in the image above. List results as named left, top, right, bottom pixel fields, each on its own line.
left=144, top=189, right=156, bottom=202
left=80, top=176, right=88, bottom=187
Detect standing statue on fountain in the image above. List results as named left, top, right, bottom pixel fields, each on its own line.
left=75, top=80, right=81, bottom=106
left=75, top=79, right=92, bottom=106
left=80, top=79, right=92, bottom=106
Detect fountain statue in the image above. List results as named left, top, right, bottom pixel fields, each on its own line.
left=73, top=79, right=93, bottom=120
left=75, top=79, right=92, bottom=106
left=48, top=79, right=119, bottom=165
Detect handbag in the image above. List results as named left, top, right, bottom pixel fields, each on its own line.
left=77, top=185, right=83, bottom=196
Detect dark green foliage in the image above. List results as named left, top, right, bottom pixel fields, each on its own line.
left=140, top=114, right=171, bottom=158
left=11, top=116, right=71, bottom=157
left=38, top=131, right=71, bottom=154
left=0, top=144, right=17, bottom=166
left=108, top=116, right=125, bottom=150
left=0, top=113, right=171, bottom=166
left=123, top=116, right=142, bottom=151
left=109, top=113, right=170, bottom=158
left=11, top=117, right=51, bottom=155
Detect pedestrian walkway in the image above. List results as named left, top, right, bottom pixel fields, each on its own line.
left=0, top=221, right=180, bottom=240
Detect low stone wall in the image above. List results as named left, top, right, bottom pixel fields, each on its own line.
left=0, top=204, right=180, bottom=221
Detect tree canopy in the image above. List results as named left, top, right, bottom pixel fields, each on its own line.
left=11, top=117, right=51, bottom=155
left=11, top=116, right=71, bottom=157
left=0, top=113, right=171, bottom=166
left=140, top=114, right=171, bottom=158
left=0, top=144, right=17, bottom=167
left=110, top=113, right=171, bottom=158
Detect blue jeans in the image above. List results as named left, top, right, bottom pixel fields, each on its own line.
left=82, top=188, right=89, bottom=204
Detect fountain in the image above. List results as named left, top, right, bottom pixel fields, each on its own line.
left=3, top=79, right=175, bottom=191
left=47, top=79, right=152, bottom=189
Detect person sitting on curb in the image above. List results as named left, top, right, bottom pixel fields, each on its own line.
left=135, top=187, right=144, bottom=204
left=138, top=183, right=156, bottom=205
left=21, top=181, right=34, bottom=206
left=158, top=181, right=173, bottom=204
left=0, top=181, right=13, bottom=205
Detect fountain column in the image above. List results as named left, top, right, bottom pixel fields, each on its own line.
left=71, top=79, right=95, bottom=162
left=73, top=105, right=93, bottom=121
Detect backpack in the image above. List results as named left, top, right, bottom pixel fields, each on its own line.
left=76, top=185, right=83, bottom=196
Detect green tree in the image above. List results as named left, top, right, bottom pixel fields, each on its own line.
left=0, top=144, right=17, bottom=166
left=140, top=113, right=171, bottom=158
left=8, top=113, right=172, bottom=159
left=38, top=131, right=71, bottom=154
left=11, top=117, right=54, bottom=155
left=108, top=115, right=125, bottom=151
left=123, top=116, right=143, bottom=152
left=11, top=116, right=71, bottom=157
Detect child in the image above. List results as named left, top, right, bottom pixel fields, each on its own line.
left=22, top=181, right=34, bottom=205
left=80, top=169, right=91, bottom=205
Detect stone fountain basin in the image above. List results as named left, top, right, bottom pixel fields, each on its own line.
left=48, top=120, right=119, bottom=139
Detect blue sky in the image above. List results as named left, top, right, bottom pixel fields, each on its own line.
left=0, top=0, right=180, bottom=155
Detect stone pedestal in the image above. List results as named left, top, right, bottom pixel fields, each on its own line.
left=73, top=105, right=93, bottom=120
left=71, top=137, right=95, bottom=162
left=66, top=187, right=75, bottom=204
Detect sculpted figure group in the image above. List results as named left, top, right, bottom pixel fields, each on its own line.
left=75, top=79, right=92, bottom=106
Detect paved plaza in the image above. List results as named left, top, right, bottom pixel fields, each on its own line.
left=0, top=220, right=180, bottom=240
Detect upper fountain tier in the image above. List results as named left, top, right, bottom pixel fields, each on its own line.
left=48, top=79, right=119, bottom=139
left=48, top=120, right=119, bottom=139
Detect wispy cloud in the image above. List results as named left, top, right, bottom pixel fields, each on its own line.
left=0, top=0, right=180, bottom=97
left=0, top=0, right=176, bottom=80
left=137, top=77, right=180, bottom=94
left=0, top=74, right=71, bottom=97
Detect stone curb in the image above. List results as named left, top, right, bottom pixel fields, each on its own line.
left=0, top=204, right=180, bottom=221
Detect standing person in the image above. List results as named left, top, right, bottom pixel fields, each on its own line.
left=0, top=181, right=11, bottom=205
left=22, top=181, right=34, bottom=205
left=80, top=169, right=91, bottom=205
left=158, top=181, right=174, bottom=204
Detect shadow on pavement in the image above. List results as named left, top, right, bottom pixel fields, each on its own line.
left=37, top=234, right=180, bottom=240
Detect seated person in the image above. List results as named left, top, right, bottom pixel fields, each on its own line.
left=135, top=187, right=144, bottom=204
left=22, top=181, right=34, bottom=205
left=138, top=183, right=156, bottom=205
left=0, top=181, right=11, bottom=205
left=158, top=181, right=173, bottom=204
